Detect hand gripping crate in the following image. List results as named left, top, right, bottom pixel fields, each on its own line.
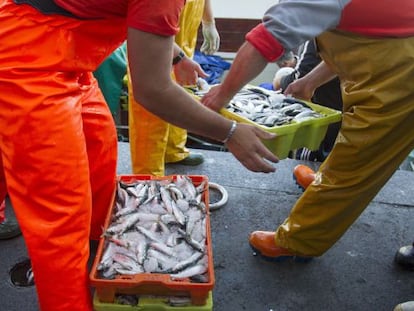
left=90, top=175, right=214, bottom=306
left=220, top=100, right=342, bottom=159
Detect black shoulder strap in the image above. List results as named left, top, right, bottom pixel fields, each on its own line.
left=13, top=0, right=80, bottom=18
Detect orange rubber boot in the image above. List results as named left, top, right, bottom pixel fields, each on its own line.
left=293, top=164, right=316, bottom=190
left=249, top=231, right=313, bottom=262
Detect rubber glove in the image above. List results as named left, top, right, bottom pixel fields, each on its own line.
left=200, top=21, right=220, bottom=55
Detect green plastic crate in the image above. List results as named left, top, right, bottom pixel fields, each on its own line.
left=93, top=291, right=213, bottom=311
left=220, top=101, right=342, bottom=159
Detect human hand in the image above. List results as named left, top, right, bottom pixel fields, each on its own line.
left=272, top=67, right=296, bottom=91
left=226, top=123, right=278, bottom=173
left=174, top=57, right=208, bottom=86
left=200, top=22, right=220, bottom=55
left=283, top=76, right=315, bottom=101
left=200, top=84, right=231, bottom=112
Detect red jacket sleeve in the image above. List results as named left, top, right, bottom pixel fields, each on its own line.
left=245, top=23, right=285, bottom=62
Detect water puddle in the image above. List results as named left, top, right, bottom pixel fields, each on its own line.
left=9, top=257, right=34, bottom=287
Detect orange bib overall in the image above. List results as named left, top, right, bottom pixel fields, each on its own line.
left=0, top=1, right=126, bottom=310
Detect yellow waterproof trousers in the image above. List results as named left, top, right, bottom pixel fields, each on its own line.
left=275, top=31, right=414, bottom=256
left=0, top=1, right=126, bottom=310
left=128, top=0, right=205, bottom=176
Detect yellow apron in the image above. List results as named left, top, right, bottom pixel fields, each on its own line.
left=128, top=0, right=205, bottom=176
left=275, top=30, right=414, bottom=256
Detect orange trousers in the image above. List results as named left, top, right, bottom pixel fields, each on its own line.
left=0, top=1, right=126, bottom=310
left=0, top=199, right=4, bottom=223
left=0, top=167, right=5, bottom=222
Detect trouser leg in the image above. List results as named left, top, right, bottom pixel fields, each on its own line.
left=81, top=73, right=118, bottom=240
left=128, top=77, right=169, bottom=176
left=165, top=125, right=189, bottom=163
left=0, top=0, right=125, bottom=309
left=0, top=71, right=97, bottom=311
left=0, top=155, right=6, bottom=222
left=275, top=33, right=414, bottom=256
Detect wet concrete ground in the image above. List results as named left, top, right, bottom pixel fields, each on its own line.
left=1, top=142, right=414, bottom=311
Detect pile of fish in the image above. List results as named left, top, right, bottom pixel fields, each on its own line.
left=96, top=176, right=210, bottom=282
left=224, top=85, right=324, bottom=127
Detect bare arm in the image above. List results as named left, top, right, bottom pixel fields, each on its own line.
left=127, top=27, right=278, bottom=172
left=128, top=28, right=228, bottom=139
left=202, top=0, right=214, bottom=23
left=202, top=41, right=268, bottom=111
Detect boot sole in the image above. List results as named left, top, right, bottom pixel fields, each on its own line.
left=250, top=245, right=313, bottom=263
left=293, top=173, right=306, bottom=192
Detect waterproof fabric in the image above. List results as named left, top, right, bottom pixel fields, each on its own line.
left=275, top=30, right=414, bottom=256
left=0, top=1, right=125, bottom=310
left=93, top=42, right=127, bottom=118
left=174, top=0, right=205, bottom=57
left=0, top=197, right=4, bottom=223
left=281, top=40, right=342, bottom=160
left=0, top=156, right=6, bottom=223
left=128, top=0, right=205, bottom=176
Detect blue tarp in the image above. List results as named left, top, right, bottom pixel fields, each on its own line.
left=193, top=51, right=231, bottom=85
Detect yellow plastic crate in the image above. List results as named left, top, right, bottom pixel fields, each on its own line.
left=220, top=101, right=342, bottom=159
left=93, top=291, right=213, bottom=311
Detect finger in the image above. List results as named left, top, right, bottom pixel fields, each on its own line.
left=202, top=100, right=216, bottom=110
left=196, top=66, right=209, bottom=79
left=252, top=128, right=279, bottom=163
left=242, top=154, right=276, bottom=173
left=200, top=97, right=211, bottom=107
left=283, top=85, right=293, bottom=96
left=190, top=72, right=198, bottom=86
left=210, top=39, right=219, bottom=54
left=257, top=144, right=279, bottom=164
left=253, top=127, right=276, bottom=140
left=259, top=160, right=277, bottom=173
left=200, top=41, right=208, bottom=54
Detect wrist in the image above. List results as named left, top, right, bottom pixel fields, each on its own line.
left=173, top=50, right=185, bottom=65
left=202, top=20, right=215, bottom=26
left=222, top=120, right=237, bottom=144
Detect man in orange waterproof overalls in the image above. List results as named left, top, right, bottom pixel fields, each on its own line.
left=0, top=1, right=278, bottom=310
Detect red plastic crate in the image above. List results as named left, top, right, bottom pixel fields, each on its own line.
left=89, top=175, right=214, bottom=306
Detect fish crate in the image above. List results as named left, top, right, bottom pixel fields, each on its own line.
left=90, top=175, right=214, bottom=306
left=92, top=291, right=213, bottom=311
left=220, top=100, right=341, bottom=159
